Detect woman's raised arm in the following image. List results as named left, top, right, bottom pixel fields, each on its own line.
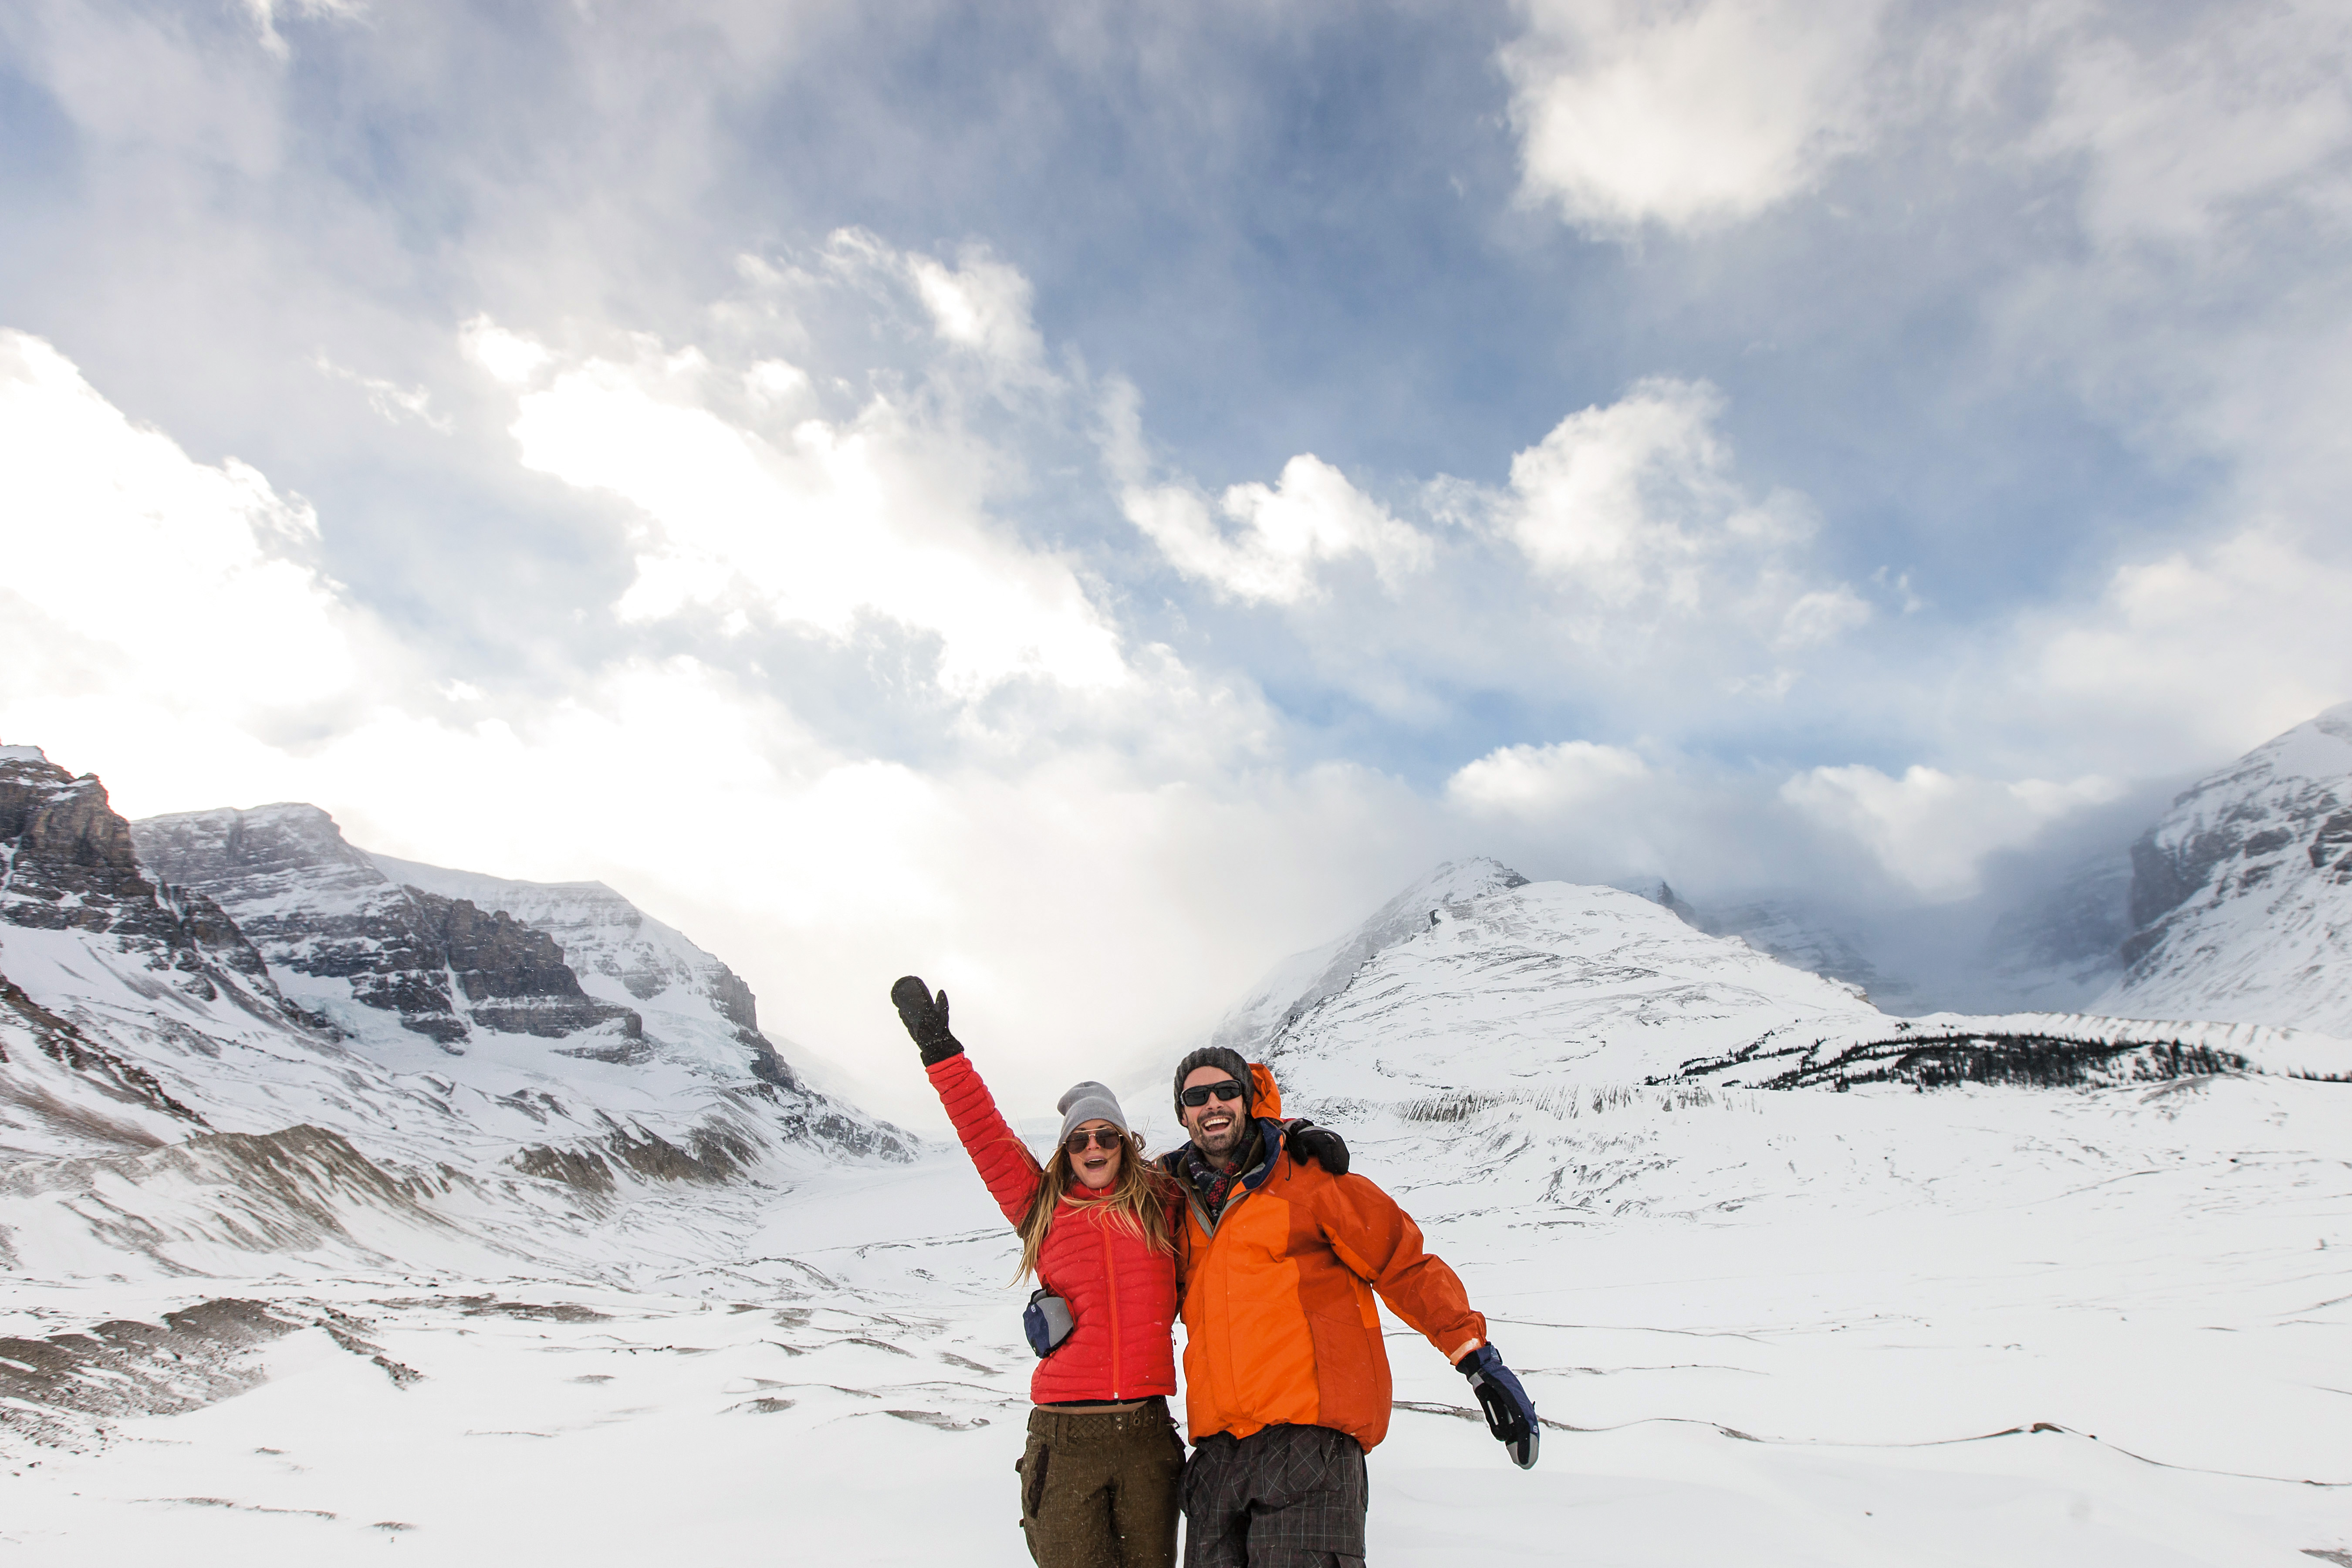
left=894, top=975, right=1042, bottom=1226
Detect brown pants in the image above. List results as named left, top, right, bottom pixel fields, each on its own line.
left=1016, top=1398, right=1186, bottom=1568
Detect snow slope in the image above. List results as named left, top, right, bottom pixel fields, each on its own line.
left=1210, top=858, right=1530, bottom=1056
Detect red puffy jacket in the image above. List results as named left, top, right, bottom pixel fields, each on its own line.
left=929, top=1054, right=1178, bottom=1403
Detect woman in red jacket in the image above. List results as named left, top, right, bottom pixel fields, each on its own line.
left=892, top=976, right=1184, bottom=1568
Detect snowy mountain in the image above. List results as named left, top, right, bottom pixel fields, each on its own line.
left=2095, top=701, right=2352, bottom=1033
left=1208, top=862, right=2352, bottom=1254
left=1224, top=862, right=2351, bottom=1121
left=1210, top=858, right=1531, bottom=1056
left=0, top=744, right=913, bottom=1276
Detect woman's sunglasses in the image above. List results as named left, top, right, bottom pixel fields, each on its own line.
left=1065, top=1128, right=1127, bottom=1153
left=1179, top=1080, right=1247, bottom=1108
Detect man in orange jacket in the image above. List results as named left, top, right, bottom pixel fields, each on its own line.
left=1160, top=1046, right=1538, bottom=1567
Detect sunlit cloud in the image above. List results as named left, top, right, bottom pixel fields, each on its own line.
left=1502, top=0, right=1888, bottom=233
left=1122, top=454, right=1432, bottom=605
left=476, top=313, right=1127, bottom=698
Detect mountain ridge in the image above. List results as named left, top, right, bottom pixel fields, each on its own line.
left=1, top=743, right=916, bottom=1277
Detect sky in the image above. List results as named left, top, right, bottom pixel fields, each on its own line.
left=2, top=0, right=2349, bottom=1120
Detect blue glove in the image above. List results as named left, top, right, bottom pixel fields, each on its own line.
left=1459, top=1344, right=1539, bottom=1469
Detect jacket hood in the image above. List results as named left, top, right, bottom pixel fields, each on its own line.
left=1249, top=1061, right=1283, bottom=1119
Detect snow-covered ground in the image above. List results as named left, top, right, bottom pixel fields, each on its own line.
left=6, top=1073, right=2348, bottom=1566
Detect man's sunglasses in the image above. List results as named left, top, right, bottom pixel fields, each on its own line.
left=1066, top=1128, right=1127, bottom=1153
left=1179, top=1080, right=1247, bottom=1108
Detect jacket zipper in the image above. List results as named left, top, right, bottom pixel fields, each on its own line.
left=1100, top=1212, right=1123, bottom=1398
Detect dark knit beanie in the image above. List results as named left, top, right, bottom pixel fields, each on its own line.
left=1173, top=1045, right=1255, bottom=1115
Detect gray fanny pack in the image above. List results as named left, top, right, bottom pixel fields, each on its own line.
left=1024, top=1289, right=1074, bottom=1357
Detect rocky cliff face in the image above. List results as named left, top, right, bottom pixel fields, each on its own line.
left=132, top=804, right=631, bottom=1050
left=3, top=742, right=914, bottom=1220
left=2, top=747, right=292, bottom=1014
left=0, top=748, right=335, bottom=1156
left=362, top=852, right=804, bottom=1089
left=407, top=890, right=635, bottom=1040
left=2095, top=703, right=2352, bottom=1033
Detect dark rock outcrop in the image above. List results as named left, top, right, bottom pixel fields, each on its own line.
left=132, top=805, right=631, bottom=1047
left=136, top=803, right=472, bottom=1043
left=0, top=749, right=304, bottom=1018
left=406, top=890, right=637, bottom=1038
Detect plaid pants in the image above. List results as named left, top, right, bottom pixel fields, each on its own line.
left=1180, top=1423, right=1367, bottom=1568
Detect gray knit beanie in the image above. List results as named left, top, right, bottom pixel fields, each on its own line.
left=1057, top=1081, right=1129, bottom=1146
left=1172, top=1045, right=1254, bottom=1116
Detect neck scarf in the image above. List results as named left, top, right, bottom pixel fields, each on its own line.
left=1183, top=1121, right=1263, bottom=1220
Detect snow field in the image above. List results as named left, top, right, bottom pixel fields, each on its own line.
left=5, top=1076, right=2348, bottom=1565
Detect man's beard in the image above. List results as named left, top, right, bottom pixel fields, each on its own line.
left=1193, top=1113, right=1249, bottom=1164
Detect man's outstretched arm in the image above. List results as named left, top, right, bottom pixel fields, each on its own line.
left=1309, top=1172, right=1487, bottom=1359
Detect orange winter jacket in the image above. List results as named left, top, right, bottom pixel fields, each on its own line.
left=1166, top=1064, right=1486, bottom=1451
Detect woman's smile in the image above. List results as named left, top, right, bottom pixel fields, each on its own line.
left=1073, top=1118, right=1122, bottom=1189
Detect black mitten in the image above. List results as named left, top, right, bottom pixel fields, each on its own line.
left=1283, top=1119, right=1349, bottom=1176
left=890, top=975, right=963, bottom=1065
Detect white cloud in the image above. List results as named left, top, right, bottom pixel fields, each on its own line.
left=2011, top=525, right=2352, bottom=769
left=0, top=329, right=364, bottom=748
left=1123, top=454, right=1433, bottom=604
left=1498, top=377, right=1808, bottom=588
left=0, top=330, right=1424, bottom=1125
left=459, top=316, right=552, bottom=386
left=1777, top=586, right=1873, bottom=649
left=817, top=229, right=1054, bottom=388
left=1458, top=377, right=1872, bottom=676
left=480, top=320, right=1129, bottom=697
left=1446, top=739, right=1649, bottom=814
left=242, top=0, right=365, bottom=60
left=909, top=244, right=1047, bottom=368
left=1502, top=0, right=1886, bottom=233
left=1780, top=763, right=2125, bottom=898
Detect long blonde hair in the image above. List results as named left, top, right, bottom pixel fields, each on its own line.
left=1015, top=1131, right=1177, bottom=1280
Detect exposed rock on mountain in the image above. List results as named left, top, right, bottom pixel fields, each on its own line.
left=134, top=804, right=473, bottom=1046
left=406, top=889, right=637, bottom=1041
left=2095, top=702, right=2352, bottom=1033
left=1, top=747, right=294, bottom=1013
left=362, top=852, right=808, bottom=1089
left=132, top=804, right=638, bottom=1051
